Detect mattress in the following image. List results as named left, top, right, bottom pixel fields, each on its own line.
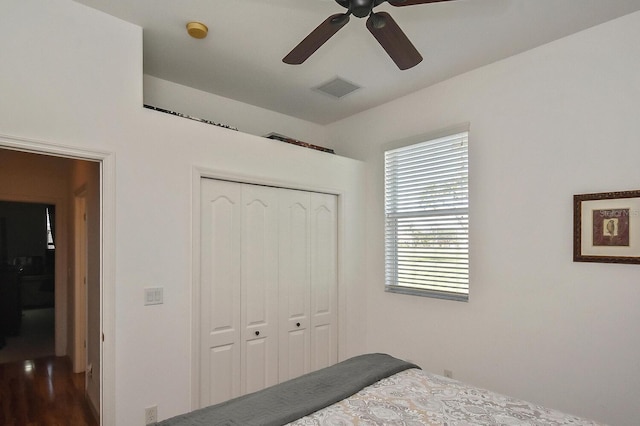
left=160, top=353, right=605, bottom=426
left=289, top=368, right=604, bottom=425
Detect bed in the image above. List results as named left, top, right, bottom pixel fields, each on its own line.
left=159, top=353, right=604, bottom=426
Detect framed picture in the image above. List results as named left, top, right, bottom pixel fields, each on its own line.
left=573, top=190, right=640, bottom=264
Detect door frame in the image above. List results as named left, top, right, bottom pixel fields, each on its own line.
left=191, top=167, right=346, bottom=410
left=0, top=133, right=115, bottom=426
left=73, top=186, right=88, bottom=375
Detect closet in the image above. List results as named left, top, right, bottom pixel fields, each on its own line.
left=198, top=178, right=338, bottom=407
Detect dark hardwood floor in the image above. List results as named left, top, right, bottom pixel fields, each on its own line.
left=0, top=355, right=98, bottom=426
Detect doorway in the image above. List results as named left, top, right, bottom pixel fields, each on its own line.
left=0, top=146, right=102, bottom=423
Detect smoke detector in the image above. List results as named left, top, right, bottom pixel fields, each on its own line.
left=187, top=22, right=208, bottom=39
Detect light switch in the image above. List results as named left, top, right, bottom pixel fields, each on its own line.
left=144, top=287, right=163, bottom=305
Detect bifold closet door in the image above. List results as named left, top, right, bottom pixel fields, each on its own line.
left=200, top=179, right=280, bottom=406
left=240, top=184, right=279, bottom=395
left=278, top=189, right=312, bottom=382
left=200, top=179, right=337, bottom=404
left=278, top=189, right=338, bottom=382
left=199, top=179, right=242, bottom=406
left=309, top=193, right=338, bottom=372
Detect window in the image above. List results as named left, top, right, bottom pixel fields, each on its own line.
left=384, top=131, right=469, bottom=301
left=46, top=206, right=55, bottom=250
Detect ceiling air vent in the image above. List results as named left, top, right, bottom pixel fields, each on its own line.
left=314, top=77, right=361, bottom=99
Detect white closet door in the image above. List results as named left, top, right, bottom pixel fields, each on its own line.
left=199, top=179, right=339, bottom=403
left=278, top=189, right=311, bottom=382
left=241, top=184, right=279, bottom=394
left=200, top=179, right=242, bottom=406
left=310, top=193, right=338, bottom=371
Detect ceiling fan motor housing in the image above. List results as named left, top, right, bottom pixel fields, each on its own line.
left=336, top=0, right=383, bottom=18
left=352, top=0, right=374, bottom=18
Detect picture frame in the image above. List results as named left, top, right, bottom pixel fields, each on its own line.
left=573, top=190, right=640, bottom=264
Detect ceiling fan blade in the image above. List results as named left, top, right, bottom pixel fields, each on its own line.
left=366, top=12, right=422, bottom=70
left=388, top=0, right=456, bottom=6
left=283, top=13, right=350, bottom=65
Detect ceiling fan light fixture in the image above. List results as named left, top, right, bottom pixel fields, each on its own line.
left=186, top=21, right=208, bottom=39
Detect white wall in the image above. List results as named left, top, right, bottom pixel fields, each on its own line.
left=0, top=0, right=366, bottom=424
left=327, top=11, right=640, bottom=426
left=144, top=75, right=332, bottom=151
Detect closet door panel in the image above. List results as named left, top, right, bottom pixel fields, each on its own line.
left=244, top=338, right=270, bottom=394
left=311, top=324, right=333, bottom=370
left=284, top=328, right=307, bottom=379
left=241, top=185, right=279, bottom=394
left=200, top=179, right=242, bottom=406
left=278, top=189, right=311, bottom=382
left=310, top=193, right=338, bottom=371
left=208, top=344, right=238, bottom=405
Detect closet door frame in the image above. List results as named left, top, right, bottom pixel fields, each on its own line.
left=191, top=168, right=345, bottom=410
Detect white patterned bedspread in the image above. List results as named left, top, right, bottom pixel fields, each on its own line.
left=288, top=368, right=604, bottom=425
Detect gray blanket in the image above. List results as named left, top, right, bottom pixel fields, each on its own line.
left=159, top=353, right=419, bottom=426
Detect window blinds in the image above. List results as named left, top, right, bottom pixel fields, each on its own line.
left=385, top=131, right=469, bottom=301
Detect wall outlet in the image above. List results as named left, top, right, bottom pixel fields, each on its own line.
left=444, top=369, right=453, bottom=379
left=145, top=405, right=158, bottom=425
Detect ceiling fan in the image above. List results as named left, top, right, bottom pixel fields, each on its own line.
left=283, top=0, right=457, bottom=70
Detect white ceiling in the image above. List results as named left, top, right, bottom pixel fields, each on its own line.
left=73, top=0, right=640, bottom=125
